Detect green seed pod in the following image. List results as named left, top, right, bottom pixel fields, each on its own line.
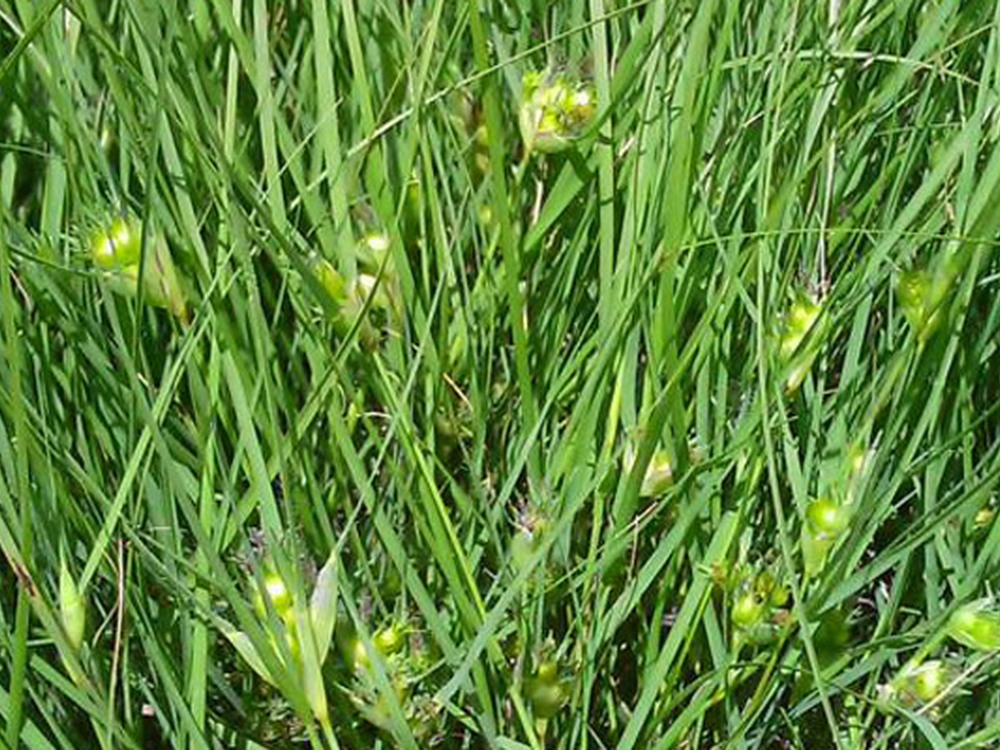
left=363, top=231, right=390, bottom=255
left=561, top=86, right=596, bottom=130
left=373, top=622, right=406, bottom=657
left=59, top=557, right=86, bottom=653
left=347, top=636, right=370, bottom=673
left=800, top=498, right=850, bottom=576
left=947, top=600, right=1000, bottom=652
left=753, top=570, right=775, bottom=597
left=530, top=112, right=571, bottom=154
left=779, top=294, right=824, bottom=392
left=890, top=660, right=955, bottom=706
left=510, top=506, right=548, bottom=574
left=90, top=216, right=141, bottom=269
left=536, top=659, right=558, bottom=683
left=473, top=122, right=490, bottom=149
left=640, top=449, right=673, bottom=497
left=800, top=498, right=849, bottom=576
left=90, top=228, right=117, bottom=269
left=519, top=71, right=596, bottom=155
left=313, top=258, right=349, bottom=308
left=973, top=505, right=996, bottom=534
left=897, top=269, right=943, bottom=342
left=253, top=571, right=294, bottom=621
left=743, top=621, right=781, bottom=647
left=526, top=679, right=569, bottom=719
left=779, top=297, right=821, bottom=362
left=805, top=497, right=850, bottom=540
left=769, top=582, right=790, bottom=609
left=800, top=528, right=833, bottom=577
left=525, top=659, right=570, bottom=719
left=88, top=218, right=188, bottom=322
left=108, top=217, right=142, bottom=266
left=623, top=444, right=674, bottom=498
left=522, top=71, right=546, bottom=98
left=731, top=592, right=765, bottom=629
left=753, top=570, right=790, bottom=608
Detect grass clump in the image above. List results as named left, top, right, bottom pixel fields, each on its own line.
left=3, top=1, right=1000, bottom=749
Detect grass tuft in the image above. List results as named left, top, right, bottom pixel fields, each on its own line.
left=2, top=1, right=1000, bottom=748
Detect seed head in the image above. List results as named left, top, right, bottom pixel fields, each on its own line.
left=887, top=660, right=957, bottom=708
left=947, top=599, right=1000, bottom=652
left=59, top=557, right=86, bottom=653
left=805, top=497, right=850, bottom=540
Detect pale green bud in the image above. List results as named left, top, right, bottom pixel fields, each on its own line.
left=525, top=659, right=570, bottom=719
left=779, top=294, right=823, bottom=392
left=623, top=444, right=674, bottom=498
left=889, top=660, right=955, bottom=706
left=89, top=218, right=188, bottom=322
left=313, top=258, right=349, bottom=307
left=90, top=216, right=141, bottom=270
left=947, top=600, right=1000, bottom=652
left=253, top=571, right=294, bottom=621
left=779, top=297, right=821, bottom=362
left=731, top=592, right=765, bottom=629
left=519, top=71, right=597, bottom=155
left=805, top=497, right=850, bottom=540
left=59, top=558, right=86, bottom=653
left=373, top=622, right=406, bottom=657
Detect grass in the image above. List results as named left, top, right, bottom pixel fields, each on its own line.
left=2, top=0, right=1000, bottom=748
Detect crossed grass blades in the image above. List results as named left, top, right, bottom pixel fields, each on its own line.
left=3, top=1, right=1000, bottom=749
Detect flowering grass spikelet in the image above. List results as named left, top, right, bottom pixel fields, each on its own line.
left=801, top=496, right=851, bottom=576
left=897, top=268, right=945, bottom=343
left=947, top=599, right=1000, bottom=652
left=88, top=216, right=188, bottom=321
left=778, top=292, right=824, bottom=392
left=731, top=591, right=765, bottom=629
left=726, top=563, right=792, bottom=649
left=219, top=549, right=339, bottom=724
left=623, top=443, right=674, bottom=498
left=525, top=657, right=571, bottom=720
left=59, top=556, right=86, bottom=653
left=519, top=70, right=597, bottom=154
left=254, top=570, right=294, bottom=621
left=883, top=660, right=958, bottom=710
